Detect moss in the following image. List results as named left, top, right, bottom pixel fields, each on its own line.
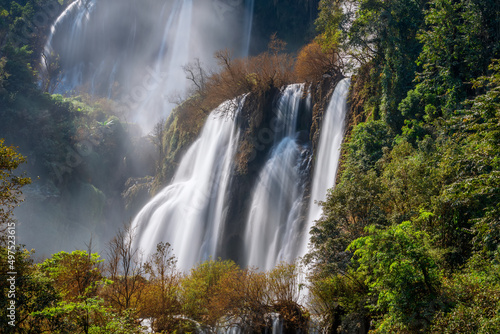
left=74, top=182, right=106, bottom=223
left=122, top=176, right=154, bottom=213
left=151, top=97, right=209, bottom=194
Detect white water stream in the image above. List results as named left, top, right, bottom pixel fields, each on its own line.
left=244, top=84, right=308, bottom=270
left=131, top=98, right=243, bottom=271
left=301, top=78, right=350, bottom=256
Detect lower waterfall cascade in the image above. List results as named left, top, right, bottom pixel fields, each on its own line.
left=243, top=84, right=309, bottom=270
left=132, top=79, right=351, bottom=272
left=131, top=98, right=245, bottom=271
left=301, top=78, right=350, bottom=256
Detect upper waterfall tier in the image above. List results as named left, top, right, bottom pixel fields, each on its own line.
left=40, top=0, right=255, bottom=130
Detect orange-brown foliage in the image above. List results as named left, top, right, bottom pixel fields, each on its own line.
left=185, top=35, right=296, bottom=116
left=294, top=40, right=340, bottom=82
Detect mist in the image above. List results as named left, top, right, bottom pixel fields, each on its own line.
left=41, top=0, right=254, bottom=131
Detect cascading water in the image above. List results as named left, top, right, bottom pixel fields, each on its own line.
left=41, top=0, right=254, bottom=130
left=242, top=0, right=255, bottom=56
left=272, top=315, right=283, bottom=334
left=131, top=79, right=351, bottom=272
left=130, top=98, right=244, bottom=271
left=300, top=78, right=350, bottom=256
left=243, top=84, right=309, bottom=270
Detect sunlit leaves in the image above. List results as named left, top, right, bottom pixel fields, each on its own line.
left=348, top=221, right=442, bottom=332
left=0, top=138, right=30, bottom=237
left=39, top=250, right=104, bottom=301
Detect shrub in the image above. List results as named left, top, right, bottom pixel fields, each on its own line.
left=295, top=40, right=340, bottom=82
left=184, top=34, right=296, bottom=117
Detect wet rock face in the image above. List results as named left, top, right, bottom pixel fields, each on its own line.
left=218, top=87, right=279, bottom=262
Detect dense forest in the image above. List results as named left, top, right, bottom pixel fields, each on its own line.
left=1, top=0, right=500, bottom=332
left=306, top=0, right=500, bottom=332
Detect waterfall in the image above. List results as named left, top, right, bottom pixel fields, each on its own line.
left=41, top=0, right=97, bottom=91
left=40, top=0, right=254, bottom=130
left=301, top=78, right=350, bottom=256
left=272, top=315, right=283, bottom=334
left=128, top=77, right=349, bottom=298
left=244, top=84, right=309, bottom=270
left=242, top=0, right=255, bottom=56
left=131, top=98, right=244, bottom=271
left=131, top=84, right=313, bottom=271
left=134, top=0, right=193, bottom=128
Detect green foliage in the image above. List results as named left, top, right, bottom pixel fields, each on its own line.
left=317, top=0, right=426, bottom=131
left=0, top=247, right=59, bottom=333
left=439, top=60, right=500, bottom=258
left=415, top=0, right=488, bottom=116
left=39, top=250, right=104, bottom=301
left=310, top=0, right=500, bottom=327
left=308, top=272, right=369, bottom=333
left=315, top=0, right=343, bottom=52
left=430, top=255, right=500, bottom=333
left=380, top=140, right=440, bottom=223
left=349, top=220, right=442, bottom=332
left=0, top=138, right=31, bottom=229
left=346, top=120, right=392, bottom=171
left=308, top=166, right=385, bottom=276
left=33, top=298, right=144, bottom=334
left=180, top=258, right=241, bottom=326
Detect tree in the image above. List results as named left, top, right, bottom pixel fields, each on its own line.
left=102, top=226, right=145, bottom=314
left=39, top=250, right=104, bottom=301
left=37, top=250, right=105, bottom=334
left=430, top=256, right=500, bottom=333
left=348, top=220, right=443, bottom=332
left=436, top=59, right=500, bottom=260
left=141, top=242, right=181, bottom=332
left=0, top=138, right=31, bottom=243
left=307, top=166, right=386, bottom=277
left=266, top=262, right=308, bottom=332
left=180, top=258, right=242, bottom=332
left=33, top=297, right=145, bottom=334
left=0, top=248, right=59, bottom=333
left=405, top=0, right=500, bottom=121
